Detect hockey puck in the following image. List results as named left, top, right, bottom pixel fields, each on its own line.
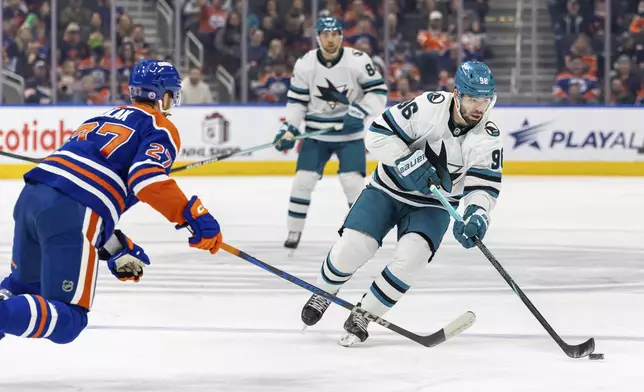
left=589, top=353, right=604, bottom=360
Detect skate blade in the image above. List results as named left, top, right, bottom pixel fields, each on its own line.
left=301, top=324, right=309, bottom=332
left=288, top=248, right=297, bottom=257
left=338, top=333, right=362, bottom=347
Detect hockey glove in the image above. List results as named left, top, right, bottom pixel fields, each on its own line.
left=453, top=205, right=489, bottom=249
left=342, top=103, right=367, bottom=133
left=99, top=230, right=150, bottom=282
left=178, top=196, right=223, bottom=254
left=393, top=150, right=441, bottom=194
left=273, top=123, right=301, bottom=151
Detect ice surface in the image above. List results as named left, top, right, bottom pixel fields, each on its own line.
left=0, top=176, right=643, bottom=391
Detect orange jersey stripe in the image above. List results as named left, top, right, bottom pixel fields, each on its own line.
left=31, top=295, right=49, bottom=338
left=78, top=211, right=100, bottom=310
left=45, top=156, right=126, bottom=212
left=128, top=167, right=167, bottom=188
left=130, top=103, right=182, bottom=153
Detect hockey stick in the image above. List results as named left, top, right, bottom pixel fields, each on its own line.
left=427, top=184, right=595, bottom=358
left=169, top=128, right=332, bottom=173
left=0, top=129, right=332, bottom=172
left=0, top=150, right=43, bottom=164
left=220, top=242, right=476, bottom=347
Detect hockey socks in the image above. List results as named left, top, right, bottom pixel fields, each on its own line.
left=0, top=295, right=88, bottom=344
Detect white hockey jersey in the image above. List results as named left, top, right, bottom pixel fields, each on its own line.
left=285, top=47, right=387, bottom=143
left=366, top=91, right=503, bottom=214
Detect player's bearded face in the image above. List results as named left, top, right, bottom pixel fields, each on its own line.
left=459, top=94, right=492, bottom=125
left=319, top=31, right=342, bottom=55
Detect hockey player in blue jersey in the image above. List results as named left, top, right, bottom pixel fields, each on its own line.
left=300, top=61, right=503, bottom=346
left=273, top=16, right=387, bottom=250
left=0, top=59, right=223, bottom=344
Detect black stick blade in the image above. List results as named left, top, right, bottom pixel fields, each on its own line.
left=565, top=338, right=595, bottom=359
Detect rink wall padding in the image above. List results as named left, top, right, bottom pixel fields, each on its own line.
left=1, top=105, right=643, bottom=178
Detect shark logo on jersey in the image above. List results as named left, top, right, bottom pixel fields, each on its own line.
left=509, top=119, right=551, bottom=150
left=316, top=78, right=350, bottom=109
left=424, top=141, right=453, bottom=192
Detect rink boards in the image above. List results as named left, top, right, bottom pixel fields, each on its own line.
left=1, top=105, right=643, bottom=178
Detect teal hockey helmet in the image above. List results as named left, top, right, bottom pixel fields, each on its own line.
left=454, top=61, right=496, bottom=99
left=315, top=17, right=343, bottom=35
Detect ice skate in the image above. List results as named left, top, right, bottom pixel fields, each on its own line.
left=301, top=294, right=331, bottom=327
left=338, top=306, right=370, bottom=347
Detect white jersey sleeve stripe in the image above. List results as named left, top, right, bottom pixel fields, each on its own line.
left=382, top=110, right=414, bottom=144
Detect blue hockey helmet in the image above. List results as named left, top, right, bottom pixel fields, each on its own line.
left=454, top=61, right=496, bottom=99
left=129, top=59, right=182, bottom=111
left=315, top=16, right=343, bottom=36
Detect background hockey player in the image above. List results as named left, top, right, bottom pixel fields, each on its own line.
left=300, top=61, right=503, bottom=346
left=273, top=16, right=387, bottom=250
left=0, top=60, right=223, bottom=344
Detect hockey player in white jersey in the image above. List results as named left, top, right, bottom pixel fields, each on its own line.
left=273, top=16, right=387, bottom=250
left=300, top=61, right=503, bottom=346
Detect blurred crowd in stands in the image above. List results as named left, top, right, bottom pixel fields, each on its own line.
left=3, top=0, right=642, bottom=105
left=551, top=0, right=644, bottom=104
left=2, top=0, right=490, bottom=105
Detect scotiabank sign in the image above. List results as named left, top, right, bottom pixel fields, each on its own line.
left=0, top=119, right=75, bottom=153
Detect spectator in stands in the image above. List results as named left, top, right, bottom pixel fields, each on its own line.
left=345, top=17, right=378, bottom=50
left=324, top=0, right=344, bottom=20
left=89, top=12, right=107, bottom=40
left=232, top=0, right=260, bottom=30
left=388, top=76, right=418, bottom=104
left=24, top=60, right=52, bottom=104
left=284, top=0, right=306, bottom=46
left=182, top=67, right=214, bottom=104
left=6, top=26, right=35, bottom=79
left=57, top=60, right=78, bottom=103
left=384, top=12, right=403, bottom=54
left=437, top=69, right=455, bottom=91
left=265, top=38, right=286, bottom=66
left=619, top=33, right=644, bottom=67
left=116, top=12, right=134, bottom=48
left=59, top=22, right=89, bottom=66
left=564, top=34, right=597, bottom=77
left=248, top=29, right=268, bottom=66
left=344, top=0, right=375, bottom=31
left=73, top=75, right=109, bottom=104
left=261, top=14, right=285, bottom=45
left=59, top=0, right=92, bottom=39
left=611, top=54, right=641, bottom=96
left=215, top=11, right=242, bottom=75
left=462, top=19, right=485, bottom=61
left=554, top=0, right=589, bottom=36
left=3, top=0, right=27, bottom=23
left=197, top=0, right=227, bottom=34
left=389, top=43, right=421, bottom=86
left=253, top=59, right=290, bottom=103
left=610, top=77, right=636, bottom=104
left=563, top=80, right=589, bottom=105
left=290, top=16, right=313, bottom=56
left=131, top=24, right=152, bottom=59
left=629, top=1, right=644, bottom=38
left=32, top=14, right=49, bottom=48
left=265, top=0, right=279, bottom=21
left=553, top=55, right=600, bottom=104
left=554, top=0, right=591, bottom=68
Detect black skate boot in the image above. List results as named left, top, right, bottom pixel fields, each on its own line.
left=0, top=288, right=13, bottom=341
left=339, top=305, right=370, bottom=347
left=301, top=294, right=331, bottom=326
left=284, top=231, right=302, bottom=249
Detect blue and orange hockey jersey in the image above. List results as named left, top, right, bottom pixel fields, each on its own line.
left=24, top=104, right=189, bottom=247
